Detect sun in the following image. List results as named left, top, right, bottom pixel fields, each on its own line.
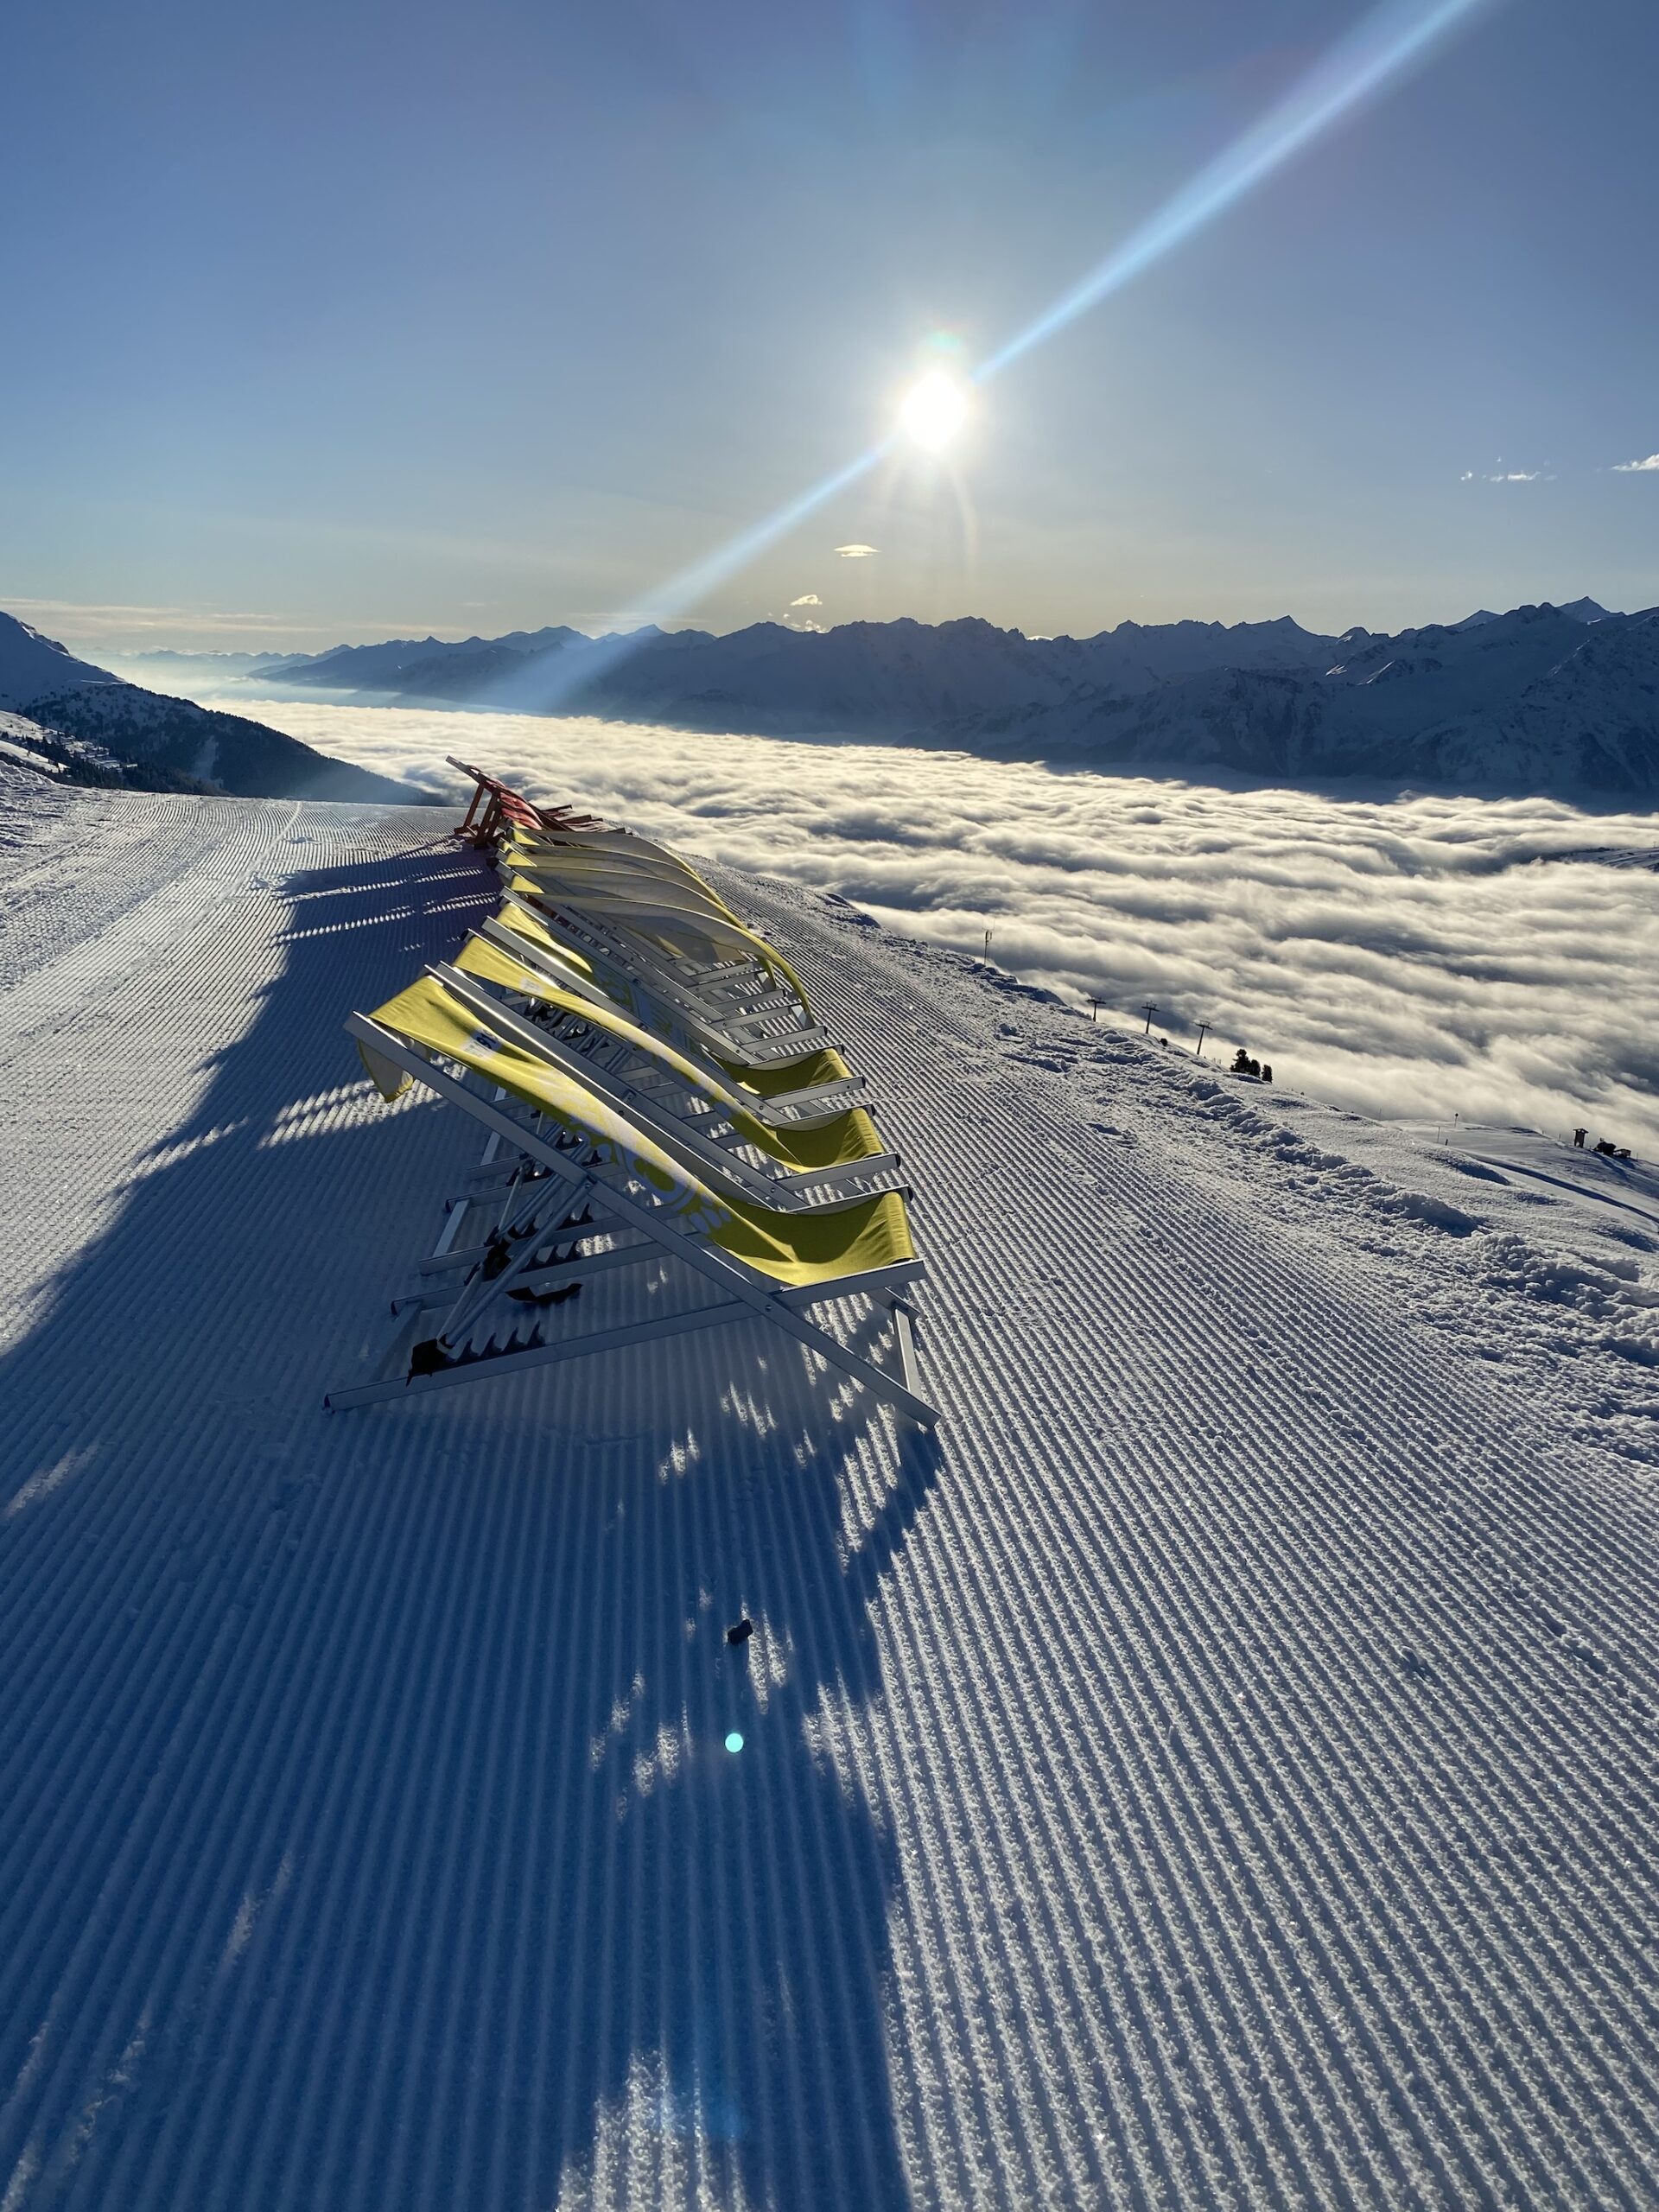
left=898, top=369, right=969, bottom=452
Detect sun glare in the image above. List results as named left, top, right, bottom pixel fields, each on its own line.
left=899, top=370, right=969, bottom=452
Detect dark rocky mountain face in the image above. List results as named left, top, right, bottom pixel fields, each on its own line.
left=13, top=594, right=1654, bottom=798
left=26, top=684, right=435, bottom=804
left=0, top=610, right=433, bottom=804
left=266, top=609, right=1350, bottom=730
left=1007, top=604, right=1659, bottom=793
left=251, top=599, right=1656, bottom=795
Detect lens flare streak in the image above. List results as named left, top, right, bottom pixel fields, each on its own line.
left=978, top=0, right=1500, bottom=381
left=510, top=0, right=1502, bottom=700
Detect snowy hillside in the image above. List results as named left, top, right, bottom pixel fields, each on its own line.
left=0, top=613, right=123, bottom=703
left=2, top=763, right=1656, bottom=2210
left=0, top=611, right=431, bottom=804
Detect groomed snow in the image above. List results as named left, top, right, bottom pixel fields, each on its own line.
left=2, top=766, right=1656, bottom=2210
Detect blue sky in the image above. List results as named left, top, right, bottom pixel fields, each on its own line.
left=3, top=0, right=1656, bottom=651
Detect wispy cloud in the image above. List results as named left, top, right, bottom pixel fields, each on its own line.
left=1612, top=454, right=1659, bottom=474
left=225, top=694, right=1659, bottom=1154
left=3, top=596, right=317, bottom=636
left=0, top=595, right=449, bottom=653
left=788, top=594, right=822, bottom=607
left=833, top=544, right=879, bottom=559
left=1459, top=469, right=1549, bottom=484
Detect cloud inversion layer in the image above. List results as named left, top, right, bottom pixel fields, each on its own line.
left=243, top=700, right=1659, bottom=1150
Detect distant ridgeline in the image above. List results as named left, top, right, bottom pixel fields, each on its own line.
left=0, top=610, right=433, bottom=804
left=226, top=597, right=1659, bottom=797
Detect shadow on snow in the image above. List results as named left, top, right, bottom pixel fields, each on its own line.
left=0, top=834, right=938, bottom=2210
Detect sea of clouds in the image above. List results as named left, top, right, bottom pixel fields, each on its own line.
left=241, top=698, right=1659, bottom=1151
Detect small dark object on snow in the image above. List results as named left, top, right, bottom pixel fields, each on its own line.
left=1594, top=1138, right=1618, bottom=1156
left=1618, top=1147, right=1632, bottom=1161
left=507, top=1281, right=582, bottom=1306
left=1573, top=1127, right=1587, bottom=1148
left=1231, top=1048, right=1263, bottom=1078
left=1261, top=1063, right=1273, bottom=1084
left=727, top=1618, right=754, bottom=1645
left=408, top=1338, right=451, bottom=1380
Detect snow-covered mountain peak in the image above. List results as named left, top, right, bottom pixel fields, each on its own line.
left=0, top=610, right=121, bottom=709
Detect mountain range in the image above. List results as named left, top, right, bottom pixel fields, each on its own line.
left=0, top=613, right=430, bottom=803
left=150, top=594, right=1659, bottom=797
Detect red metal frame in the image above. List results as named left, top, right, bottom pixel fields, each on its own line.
left=446, top=756, right=603, bottom=850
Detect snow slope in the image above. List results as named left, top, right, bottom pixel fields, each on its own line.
left=0, top=613, right=123, bottom=705
left=2, top=765, right=1656, bottom=2210
left=0, top=613, right=429, bottom=804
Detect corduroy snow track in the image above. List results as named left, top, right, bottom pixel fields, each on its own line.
left=1, top=771, right=1656, bottom=2211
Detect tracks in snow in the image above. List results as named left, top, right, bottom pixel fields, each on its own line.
left=0, top=797, right=1655, bottom=2210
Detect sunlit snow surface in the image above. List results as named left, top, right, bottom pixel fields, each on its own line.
left=238, top=698, right=1659, bottom=1151
left=2, top=766, right=1657, bottom=2211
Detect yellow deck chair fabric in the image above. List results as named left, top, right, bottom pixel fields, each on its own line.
left=504, top=883, right=657, bottom=1007
left=495, top=897, right=595, bottom=981
left=710, top=1046, right=845, bottom=1094
left=505, top=834, right=739, bottom=919
left=451, top=935, right=887, bottom=1172
left=504, top=884, right=830, bottom=1073
left=508, top=852, right=753, bottom=949
left=363, top=975, right=912, bottom=1287
left=507, top=824, right=723, bottom=889
left=497, top=906, right=853, bottom=1090
left=506, top=876, right=808, bottom=1010
left=549, top=891, right=808, bottom=1003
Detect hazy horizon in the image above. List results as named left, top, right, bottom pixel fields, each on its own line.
left=43, top=586, right=1642, bottom=675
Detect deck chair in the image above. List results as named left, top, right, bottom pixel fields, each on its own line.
left=456, top=931, right=865, bottom=1126
left=507, top=822, right=680, bottom=861
left=487, top=894, right=790, bottom=1062
left=505, top=858, right=774, bottom=986
left=504, top=830, right=739, bottom=918
left=501, top=885, right=830, bottom=1065
left=448, top=757, right=603, bottom=848
left=499, top=834, right=793, bottom=978
left=517, top=887, right=808, bottom=1023
left=482, top=906, right=863, bottom=1104
left=495, top=887, right=799, bottom=1034
left=330, top=981, right=933, bottom=1426
left=505, top=823, right=722, bottom=883
left=427, top=954, right=905, bottom=1211
left=505, top=864, right=810, bottom=1012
